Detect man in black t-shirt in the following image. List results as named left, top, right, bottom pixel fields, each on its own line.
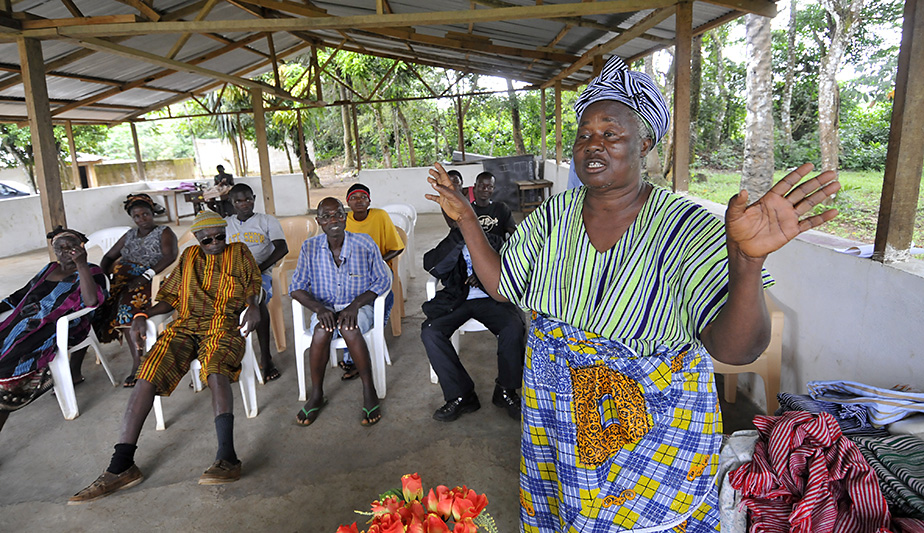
left=471, top=171, right=516, bottom=240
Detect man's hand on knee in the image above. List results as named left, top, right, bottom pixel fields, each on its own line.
left=316, top=308, right=337, bottom=332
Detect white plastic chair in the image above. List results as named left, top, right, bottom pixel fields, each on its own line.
left=386, top=212, right=412, bottom=294
left=425, top=276, right=488, bottom=385
left=381, top=204, right=417, bottom=277
left=86, top=226, right=131, bottom=256
left=292, top=272, right=392, bottom=401
left=146, top=310, right=262, bottom=431
left=0, top=276, right=117, bottom=420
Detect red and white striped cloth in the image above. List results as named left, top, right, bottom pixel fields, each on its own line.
left=728, top=411, right=910, bottom=533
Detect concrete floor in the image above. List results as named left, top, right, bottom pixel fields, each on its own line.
left=0, top=211, right=761, bottom=532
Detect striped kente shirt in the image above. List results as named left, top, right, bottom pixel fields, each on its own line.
left=289, top=231, right=391, bottom=308
left=155, top=242, right=260, bottom=334
left=498, top=186, right=773, bottom=355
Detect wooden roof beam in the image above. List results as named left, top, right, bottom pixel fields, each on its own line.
left=23, top=0, right=678, bottom=38
left=541, top=6, right=673, bottom=89
left=165, top=0, right=220, bottom=60
left=113, top=0, right=162, bottom=22
left=120, top=41, right=312, bottom=121
left=59, top=0, right=84, bottom=18
left=49, top=32, right=271, bottom=116
left=624, top=9, right=745, bottom=64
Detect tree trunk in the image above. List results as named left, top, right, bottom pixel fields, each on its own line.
left=643, top=58, right=665, bottom=184
left=690, top=35, right=703, bottom=129
left=661, top=49, right=675, bottom=179
left=507, top=78, right=527, bottom=155
left=392, top=105, right=404, bottom=167
left=781, top=0, right=797, bottom=145
left=373, top=104, right=392, bottom=168
left=395, top=105, right=416, bottom=167
left=283, top=140, right=294, bottom=174
left=709, top=30, right=729, bottom=150
left=229, top=133, right=242, bottom=177
left=301, top=151, right=323, bottom=189
left=339, top=85, right=355, bottom=169
left=818, top=0, right=865, bottom=173
left=742, top=14, right=775, bottom=200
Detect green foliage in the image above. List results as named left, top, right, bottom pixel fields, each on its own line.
left=99, top=121, right=194, bottom=160
left=839, top=101, right=891, bottom=171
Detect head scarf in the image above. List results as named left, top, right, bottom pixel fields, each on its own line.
left=47, top=226, right=88, bottom=246
left=123, top=193, right=156, bottom=214
left=347, top=183, right=370, bottom=202
left=573, top=55, right=671, bottom=147
left=190, top=210, right=227, bottom=232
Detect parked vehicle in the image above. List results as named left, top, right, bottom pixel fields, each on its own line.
left=0, top=181, right=30, bottom=198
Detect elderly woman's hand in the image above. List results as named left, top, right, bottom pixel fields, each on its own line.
left=725, top=163, right=841, bottom=259
left=425, top=162, right=475, bottom=222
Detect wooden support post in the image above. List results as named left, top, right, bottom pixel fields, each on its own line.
left=672, top=1, right=693, bottom=193
left=456, top=96, right=465, bottom=161
left=540, top=88, right=547, bottom=163
left=351, top=103, right=362, bottom=171
left=65, top=120, right=81, bottom=189
left=555, top=81, right=562, bottom=165
left=18, top=37, right=65, bottom=257
left=130, top=122, right=146, bottom=181
left=251, top=87, right=276, bottom=215
left=874, top=0, right=924, bottom=263
left=296, top=109, right=311, bottom=209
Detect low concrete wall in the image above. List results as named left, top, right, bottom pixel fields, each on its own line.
left=94, top=159, right=197, bottom=186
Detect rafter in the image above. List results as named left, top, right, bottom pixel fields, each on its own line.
left=166, top=0, right=219, bottom=60
left=113, top=0, right=162, bottom=22
left=59, top=0, right=84, bottom=18
left=541, top=7, right=673, bottom=89
left=48, top=32, right=270, bottom=117
left=22, top=1, right=680, bottom=38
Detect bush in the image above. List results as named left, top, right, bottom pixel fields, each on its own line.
left=775, top=132, right=821, bottom=170
left=839, top=101, right=891, bottom=171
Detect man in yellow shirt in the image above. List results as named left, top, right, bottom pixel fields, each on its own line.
left=342, top=183, right=403, bottom=379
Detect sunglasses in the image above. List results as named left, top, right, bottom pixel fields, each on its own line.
left=199, top=233, right=226, bottom=245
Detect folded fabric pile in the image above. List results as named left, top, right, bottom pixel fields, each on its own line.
left=728, top=411, right=924, bottom=533
left=807, top=381, right=924, bottom=427
left=854, top=435, right=924, bottom=520
left=777, top=392, right=890, bottom=438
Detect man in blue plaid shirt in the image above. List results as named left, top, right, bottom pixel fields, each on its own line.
left=289, top=197, right=391, bottom=427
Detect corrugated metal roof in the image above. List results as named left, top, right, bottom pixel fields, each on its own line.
left=0, top=0, right=775, bottom=124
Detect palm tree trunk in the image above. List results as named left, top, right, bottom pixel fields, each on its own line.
left=742, top=14, right=775, bottom=199
left=373, top=104, right=392, bottom=168
left=339, top=85, right=356, bottom=169
left=395, top=105, right=416, bottom=167
left=507, top=79, right=527, bottom=155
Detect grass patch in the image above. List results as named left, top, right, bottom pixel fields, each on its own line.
left=688, top=169, right=924, bottom=248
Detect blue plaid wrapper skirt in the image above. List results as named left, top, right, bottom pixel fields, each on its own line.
left=520, top=315, right=722, bottom=533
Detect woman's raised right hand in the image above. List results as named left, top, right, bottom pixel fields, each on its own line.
left=425, top=162, right=474, bottom=222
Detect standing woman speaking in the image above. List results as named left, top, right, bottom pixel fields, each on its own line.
left=93, top=194, right=178, bottom=387
left=426, top=56, right=840, bottom=532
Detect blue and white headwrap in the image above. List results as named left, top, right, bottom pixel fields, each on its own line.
left=572, top=55, right=671, bottom=148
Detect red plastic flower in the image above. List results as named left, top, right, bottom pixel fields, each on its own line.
left=423, top=513, right=450, bottom=533
left=402, top=473, right=424, bottom=502
left=336, top=524, right=360, bottom=533
left=452, top=518, right=478, bottom=533
left=370, top=495, right=403, bottom=516
left=368, top=512, right=404, bottom=533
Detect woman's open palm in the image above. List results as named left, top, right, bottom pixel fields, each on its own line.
left=726, top=163, right=841, bottom=258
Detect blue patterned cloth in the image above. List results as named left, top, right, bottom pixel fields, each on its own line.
left=807, top=381, right=924, bottom=427
left=520, top=315, right=721, bottom=532
left=289, top=231, right=391, bottom=307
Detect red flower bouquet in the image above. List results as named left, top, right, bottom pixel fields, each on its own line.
left=337, top=473, right=497, bottom=533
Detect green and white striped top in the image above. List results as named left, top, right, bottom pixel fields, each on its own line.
left=498, top=186, right=774, bottom=355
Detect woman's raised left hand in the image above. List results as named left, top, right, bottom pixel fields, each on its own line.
left=725, top=163, right=841, bottom=259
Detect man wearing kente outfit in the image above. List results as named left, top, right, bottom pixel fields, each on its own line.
left=425, top=55, right=841, bottom=531
left=70, top=211, right=261, bottom=503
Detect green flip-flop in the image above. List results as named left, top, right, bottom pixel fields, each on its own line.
left=295, top=397, right=328, bottom=426
left=361, top=404, right=382, bottom=427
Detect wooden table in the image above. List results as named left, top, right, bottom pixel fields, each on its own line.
left=136, top=189, right=193, bottom=226
left=514, top=179, right=553, bottom=213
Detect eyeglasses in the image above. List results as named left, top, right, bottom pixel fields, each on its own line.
left=199, top=233, right=226, bottom=245
left=318, top=211, right=346, bottom=222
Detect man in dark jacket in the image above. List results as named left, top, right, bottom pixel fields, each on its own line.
left=421, top=205, right=525, bottom=422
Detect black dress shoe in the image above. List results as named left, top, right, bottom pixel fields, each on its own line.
left=433, top=392, right=480, bottom=422
left=492, top=385, right=521, bottom=420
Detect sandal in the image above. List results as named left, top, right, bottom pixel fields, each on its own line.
left=263, top=365, right=281, bottom=382
left=295, top=398, right=328, bottom=427
left=341, top=365, right=360, bottom=381
left=123, top=375, right=137, bottom=388
left=361, top=404, right=382, bottom=427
